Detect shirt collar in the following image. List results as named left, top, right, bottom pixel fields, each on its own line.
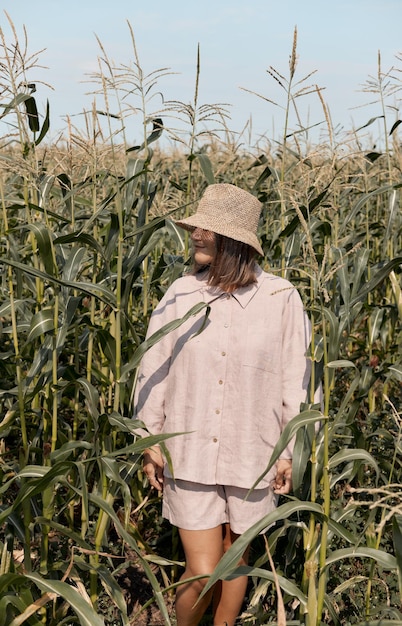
left=200, top=265, right=265, bottom=309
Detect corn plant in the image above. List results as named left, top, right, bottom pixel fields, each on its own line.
left=0, top=14, right=401, bottom=626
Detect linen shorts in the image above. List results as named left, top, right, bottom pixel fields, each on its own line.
left=162, top=477, right=278, bottom=535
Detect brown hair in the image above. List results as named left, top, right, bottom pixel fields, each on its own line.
left=196, top=233, right=258, bottom=292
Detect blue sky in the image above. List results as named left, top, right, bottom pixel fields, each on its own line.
left=1, top=0, right=401, bottom=147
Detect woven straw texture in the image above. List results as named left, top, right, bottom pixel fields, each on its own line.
left=174, top=184, right=263, bottom=255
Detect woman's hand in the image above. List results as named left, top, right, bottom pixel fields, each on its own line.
left=143, top=446, right=164, bottom=491
left=273, top=459, right=292, bottom=495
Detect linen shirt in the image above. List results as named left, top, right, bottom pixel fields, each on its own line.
left=134, top=265, right=312, bottom=489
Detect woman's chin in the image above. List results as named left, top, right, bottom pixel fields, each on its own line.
left=194, top=252, right=215, bottom=266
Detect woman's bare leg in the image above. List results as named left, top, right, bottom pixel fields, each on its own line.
left=212, top=524, right=250, bottom=626
left=175, top=525, right=224, bottom=626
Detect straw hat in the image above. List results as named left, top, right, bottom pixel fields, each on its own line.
left=174, top=183, right=264, bottom=255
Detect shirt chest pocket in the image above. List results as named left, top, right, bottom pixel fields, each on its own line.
left=242, top=330, right=281, bottom=374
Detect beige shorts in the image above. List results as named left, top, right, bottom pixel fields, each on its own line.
left=162, top=477, right=278, bottom=535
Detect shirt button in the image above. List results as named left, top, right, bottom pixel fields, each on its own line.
left=221, top=351, right=226, bottom=356
left=224, top=322, right=229, bottom=328
left=213, top=437, right=218, bottom=442
left=226, top=294, right=231, bottom=300
left=218, top=379, right=223, bottom=385
left=215, top=409, right=220, bottom=414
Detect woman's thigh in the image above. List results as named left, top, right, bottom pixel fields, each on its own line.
left=179, top=525, right=224, bottom=575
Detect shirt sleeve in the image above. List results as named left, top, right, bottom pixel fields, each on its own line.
left=133, top=292, right=175, bottom=436
left=280, top=288, right=312, bottom=458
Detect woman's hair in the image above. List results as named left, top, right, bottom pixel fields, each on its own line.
left=196, top=233, right=257, bottom=292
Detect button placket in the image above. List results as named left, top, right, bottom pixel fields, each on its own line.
left=213, top=295, right=232, bottom=446
left=211, top=296, right=230, bottom=445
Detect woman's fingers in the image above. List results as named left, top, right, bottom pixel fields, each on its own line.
left=273, top=459, right=292, bottom=494
left=144, top=461, right=164, bottom=491
left=143, top=447, right=164, bottom=491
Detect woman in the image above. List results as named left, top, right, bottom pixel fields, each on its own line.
left=134, top=183, right=312, bottom=626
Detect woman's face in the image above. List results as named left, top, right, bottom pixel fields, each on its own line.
left=190, top=228, right=216, bottom=266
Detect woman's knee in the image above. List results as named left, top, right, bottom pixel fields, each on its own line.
left=181, top=571, right=210, bottom=595
left=222, top=526, right=249, bottom=565
left=184, top=554, right=220, bottom=580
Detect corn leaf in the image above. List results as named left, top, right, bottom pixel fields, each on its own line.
left=24, top=572, right=105, bottom=626
left=325, top=547, right=397, bottom=570
left=27, top=307, right=55, bottom=342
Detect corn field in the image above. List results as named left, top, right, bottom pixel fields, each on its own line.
left=0, top=16, right=401, bottom=626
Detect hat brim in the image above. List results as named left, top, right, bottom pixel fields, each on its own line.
left=174, top=215, right=264, bottom=256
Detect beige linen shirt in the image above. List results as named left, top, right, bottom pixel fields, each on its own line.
left=134, top=265, right=312, bottom=489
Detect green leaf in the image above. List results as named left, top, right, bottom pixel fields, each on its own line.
left=120, top=301, right=210, bottom=380
left=24, top=335, right=54, bottom=390
left=324, top=547, right=397, bottom=570
left=73, top=461, right=89, bottom=540
left=107, top=413, right=144, bottom=433
left=34, top=517, right=95, bottom=551
left=0, top=594, right=43, bottom=626
left=97, top=329, right=117, bottom=377
left=292, top=421, right=316, bottom=493
left=108, top=413, right=145, bottom=433
left=326, top=517, right=357, bottom=545
left=322, top=308, right=341, bottom=362
left=355, top=115, right=384, bottom=132
left=0, top=257, right=116, bottom=308
left=76, top=377, right=100, bottom=420
left=105, top=213, right=120, bottom=261
left=392, top=515, right=402, bottom=593
left=369, top=307, right=385, bottom=345
left=61, top=247, right=87, bottom=284
left=390, top=119, right=402, bottom=135
left=100, top=456, right=132, bottom=518
left=387, top=362, right=402, bottom=382
left=249, top=410, right=324, bottom=491
left=3, top=462, right=75, bottom=517
left=3, top=510, right=26, bottom=542
left=0, top=572, right=30, bottom=595
left=24, top=96, right=40, bottom=132
left=328, top=449, right=379, bottom=476
left=54, top=233, right=105, bottom=258
left=350, top=248, right=370, bottom=301
left=126, top=117, right=163, bottom=153
left=75, top=563, right=129, bottom=625
left=333, top=247, right=350, bottom=310
left=194, top=153, right=215, bottom=184
left=104, top=431, right=184, bottom=458
left=365, top=151, right=382, bottom=163
left=123, top=157, right=145, bottom=211
left=0, top=92, right=33, bottom=118
left=89, top=493, right=172, bottom=624
left=95, top=109, right=121, bottom=119
left=389, top=270, right=402, bottom=317
left=27, top=307, right=54, bottom=342
left=24, top=223, right=56, bottom=276
left=35, top=99, right=50, bottom=145
left=279, top=184, right=331, bottom=238
left=11, top=465, right=50, bottom=479
left=227, top=565, right=308, bottom=608
left=7, top=201, right=71, bottom=225
left=200, top=500, right=324, bottom=599
left=343, top=182, right=402, bottom=228
left=24, top=572, right=105, bottom=626
left=49, top=441, right=93, bottom=462
left=251, top=165, right=273, bottom=193
left=326, top=360, right=356, bottom=369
